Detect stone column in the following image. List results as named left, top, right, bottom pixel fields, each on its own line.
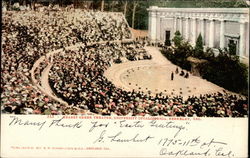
left=179, top=17, right=183, bottom=35
left=173, top=17, right=177, bottom=33
left=219, top=20, right=225, bottom=49
left=200, top=19, right=205, bottom=44
left=148, top=12, right=152, bottom=38
left=156, top=14, right=161, bottom=41
left=239, top=21, right=246, bottom=57
left=209, top=19, right=215, bottom=48
left=191, top=18, right=197, bottom=45
left=185, top=17, right=189, bottom=41
left=160, top=17, right=166, bottom=41
left=150, top=11, right=157, bottom=41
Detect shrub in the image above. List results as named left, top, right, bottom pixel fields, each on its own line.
left=172, top=31, right=183, bottom=47
left=194, top=33, right=204, bottom=59
left=162, top=36, right=248, bottom=95
left=161, top=41, right=192, bottom=71
left=200, top=51, right=248, bottom=95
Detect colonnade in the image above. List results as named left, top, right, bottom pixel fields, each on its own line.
left=176, top=16, right=247, bottom=57
left=148, top=7, right=249, bottom=58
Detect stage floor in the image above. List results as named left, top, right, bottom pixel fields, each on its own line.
left=104, top=47, right=225, bottom=99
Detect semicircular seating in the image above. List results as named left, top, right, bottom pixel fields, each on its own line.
left=1, top=9, right=248, bottom=117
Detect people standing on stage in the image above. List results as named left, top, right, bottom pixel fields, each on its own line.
left=180, top=70, right=185, bottom=76
left=175, top=67, right=179, bottom=74
left=171, top=71, right=174, bottom=81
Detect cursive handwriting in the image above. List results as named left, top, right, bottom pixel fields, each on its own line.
left=160, top=148, right=211, bottom=157
left=158, top=136, right=201, bottom=147
left=93, top=130, right=106, bottom=143
left=49, top=117, right=83, bottom=129
left=93, top=130, right=154, bottom=143
left=159, top=147, right=233, bottom=158
left=200, top=138, right=227, bottom=149
left=215, top=147, right=233, bottom=157
left=6, top=116, right=238, bottom=157
left=118, top=120, right=144, bottom=128
left=108, top=131, right=154, bottom=143
left=149, top=120, right=187, bottom=137
left=158, top=136, right=233, bottom=158
left=9, top=116, right=46, bottom=130
left=89, top=121, right=109, bottom=132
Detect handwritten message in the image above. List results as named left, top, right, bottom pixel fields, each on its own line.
left=1, top=115, right=248, bottom=158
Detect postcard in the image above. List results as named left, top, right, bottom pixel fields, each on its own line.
left=1, top=0, right=249, bottom=157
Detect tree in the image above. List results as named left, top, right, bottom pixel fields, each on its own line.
left=195, top=33, right=203, bottom=50
left=123, top=0, right=128, bottom=17
left=57, top=0, right=63, bottom=7
left=100, top=0, right=104, bottom=11
left=18, top=0, right=27, bottom=6
left=108, top=1, right=116, bottom=12
left=194, top=33, right=204, bottom=58
left=172, top=31, right=183, bottom=47
left=73, top=0, right=78, bottom=9
left=31, top=0, right=37, bottom=10
left=131, top=1, right=138, bottom=29
left=234, top=0, right=249, bottom=7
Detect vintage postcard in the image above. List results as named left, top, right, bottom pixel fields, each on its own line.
left=1, top=0, right=249, bottom=157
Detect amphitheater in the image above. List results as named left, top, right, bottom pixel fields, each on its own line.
left=104, top=46, right=224, bottom=98
left=1, top=8, right=248, bottom=117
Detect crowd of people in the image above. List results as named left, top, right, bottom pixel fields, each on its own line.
left=48, top=42, right=151, bottom=113
left=1, top=7, right=248, bottom=117
left=48, top=43, right=248, bottom=117
left=1, top=9, right=133, bottom=115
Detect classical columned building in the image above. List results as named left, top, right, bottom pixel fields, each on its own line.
left=147, top=6, right=249, bottom=60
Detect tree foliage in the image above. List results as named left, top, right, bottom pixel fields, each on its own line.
left=4, top=0, right=249, bottom=29
left=200, top=50, right=248, bottom=95
left=162, top=37, right=248, bottom=95
left=161, top=41, right=192, bottom=71
left=194, top=33, right=204, bottom=58
left=172, top=31, right=183, bottom=47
